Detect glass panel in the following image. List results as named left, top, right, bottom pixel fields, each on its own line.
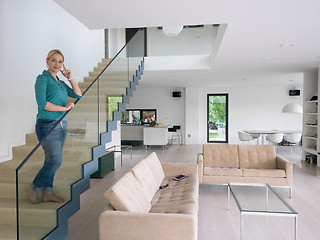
left=99, top=54, right=127, bottom=127
left=207, top=94, right=228, bottom=143
left=128, top=29, right=144, bottom=88
left=17, top=145, right=59, bottom=239
left=66, top=83, right=99, bottom=156
left=229, top=183, right=297, bottom=214
left=16, top=29, right=144, bottom=239
left=98, top=29, right=144, bottom=128
left=17, top=83, right=99, bottom=239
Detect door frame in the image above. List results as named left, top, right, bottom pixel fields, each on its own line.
left=207, top=93, right=229, bottom=143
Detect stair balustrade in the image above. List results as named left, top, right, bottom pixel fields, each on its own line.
left=10, top=29, right=145, bottom=240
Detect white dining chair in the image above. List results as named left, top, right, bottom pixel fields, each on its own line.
left=250, top=133, right=261, bottom=145
left=238, top=131, right=254, bottom=144
left=266, top=133, right=284, bottom=149
left=283, top=133, right=302, bottom=155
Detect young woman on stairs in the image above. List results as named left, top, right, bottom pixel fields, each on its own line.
left=27, top=49, right=82, bottom=204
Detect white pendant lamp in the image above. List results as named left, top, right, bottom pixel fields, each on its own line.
left=282, top=103, right=303, bottom=113
left=162, top=25, right=183, bottom=37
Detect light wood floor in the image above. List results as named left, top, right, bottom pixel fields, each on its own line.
left=65, top=144, right=320, bottom=240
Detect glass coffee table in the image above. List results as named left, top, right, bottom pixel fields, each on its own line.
left=227, top=182, right=298, bottom=240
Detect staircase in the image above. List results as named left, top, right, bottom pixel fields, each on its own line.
left=0, top=55, right=144, bottom=240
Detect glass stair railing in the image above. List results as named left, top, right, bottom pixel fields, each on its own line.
left=6, top=29, right=145, bottom=240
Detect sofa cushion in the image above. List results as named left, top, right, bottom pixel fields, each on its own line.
left=203, top=144, right=239, bottom=168
left=238, top=145, right=277, bottom=169
left=145, top=152, right=165, bottom=187
left=242, top=168, right=286, bottom=178
left=105, top=172, right=151, bottom=213
left=150, top=174, right=198, bottom=215
left=131, top=158, right=158, bottom=202
left=150, top=203, right=198, bottom=215
left=202, top=175, right=288, bottom=186
left=203, top=167, right=242, bottom=176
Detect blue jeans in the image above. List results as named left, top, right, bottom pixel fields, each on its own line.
left=32, top=119, right=67, bottom=191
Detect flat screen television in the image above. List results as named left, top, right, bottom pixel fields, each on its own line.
left=121, top=109, right=157, bottom=125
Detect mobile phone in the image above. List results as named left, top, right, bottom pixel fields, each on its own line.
left=173, top=174, right=188, bottom=181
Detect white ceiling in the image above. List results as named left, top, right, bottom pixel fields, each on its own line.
left=54, top=0, right=320, bottom=88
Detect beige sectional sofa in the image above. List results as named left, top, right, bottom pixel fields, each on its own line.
left=99, top=152, right=199, bottom=240
left=197, top=144, right=293, bottom=197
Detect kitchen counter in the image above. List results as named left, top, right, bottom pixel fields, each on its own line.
left=143, top=124, right=171, bottom=148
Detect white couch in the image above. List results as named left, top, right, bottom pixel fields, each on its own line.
left=99, top=152, right=199, bottom=240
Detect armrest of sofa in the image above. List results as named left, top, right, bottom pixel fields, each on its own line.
left=99, top=211, right=197, bottom=240
left=276, top=155, right=293, bottom=186
left=197, top=153, right=203, bottom=183
left=161, top=163, right=198, bottom=177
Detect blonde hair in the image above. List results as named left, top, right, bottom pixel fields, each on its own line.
left=46, top=49, right=64, bottom=61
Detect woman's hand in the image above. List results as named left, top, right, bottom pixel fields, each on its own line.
left=60, top=63, right=82, bottom=96
left=65, top=102, right=75, bottom=111
left=44, top=102, right=74, bottom=112
left=60, top=64, right=72, bottom=80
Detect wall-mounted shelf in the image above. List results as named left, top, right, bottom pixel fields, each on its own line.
left=305, top=147, right=318, bottom=155
left=306, top=124, right=317, bottom=127
left=304, top=136, right=317, bottom=140
left=302, top=71, right=319, bottom=166
left=304, top=112, right=318, bottom=115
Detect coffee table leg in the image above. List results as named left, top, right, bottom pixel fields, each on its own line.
left=240, top=213, right=243, bottom=240
left=227, top=185, right=230, bottom=211
left=294, top=216, right=298, bottom=240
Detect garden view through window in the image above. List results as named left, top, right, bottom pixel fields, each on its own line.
left=207, top=94, right=228, bottom=143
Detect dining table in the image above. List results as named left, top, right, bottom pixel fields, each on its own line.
left=243, top=130, right=302, bottom=145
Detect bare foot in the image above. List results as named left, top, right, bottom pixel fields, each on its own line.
left=42, top=191, right=64, bottom=203
left=27, top=186, right=41, bottom=204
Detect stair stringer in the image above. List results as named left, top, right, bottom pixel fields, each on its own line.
left=41, top=60, right=143, bottom=240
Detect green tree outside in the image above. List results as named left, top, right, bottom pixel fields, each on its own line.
left=208, top=96, right=226, bottom=124
left=208, top=95, right=227, bottom=142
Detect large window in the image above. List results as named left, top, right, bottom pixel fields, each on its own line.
left=207, top=94, right=228, bottom=143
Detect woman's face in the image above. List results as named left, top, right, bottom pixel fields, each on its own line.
left=46, top=53, right=64, bottom=74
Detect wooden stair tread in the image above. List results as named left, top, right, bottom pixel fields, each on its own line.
left=0, top=197, right=64, bottom=210
left=0, top=223, right=55, bottom=240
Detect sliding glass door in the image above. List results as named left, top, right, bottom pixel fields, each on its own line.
left=207, top=94, right=228, bottom=143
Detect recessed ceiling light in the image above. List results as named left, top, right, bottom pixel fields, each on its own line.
left=261, top=57, right=273, bottom=61
left=279, top=43, right=295, bottom=48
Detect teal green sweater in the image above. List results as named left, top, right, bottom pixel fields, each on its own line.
left=35, top=70, right=82, bottom=120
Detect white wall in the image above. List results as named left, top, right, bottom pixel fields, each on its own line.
left=186, top=84, right=303, bottom=144
left=185, top=88, right=201, bottom=144
left=127, top=79, right=303, bottom=144
left=0, top=0, right=104, bottom=161
left=126, top=82, right=303, bottom=145
left=125, top=87, right=186, bottom=142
